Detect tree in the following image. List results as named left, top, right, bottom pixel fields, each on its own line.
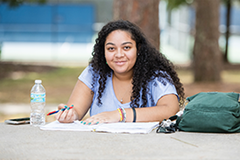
left=113, top=0, right=160, bottom=50
left=166, top=0, right=222, bottom=82
left=1, top=0, right=46, bottom=7
left=193, top=0, right=222, bottom=82
left=167, top=0, right=240, bottom=65
left=222, top=0, right=240, bottom=63
left=223, top=0, right=232, bottom=63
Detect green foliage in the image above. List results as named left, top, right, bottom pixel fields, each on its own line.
left=165, top=0, right=194, bottom=11
left=165, top=0, right=240, bottom=11
left=0, top=44, right=1, bottom=60
left=1, top=0, right=46, bottom=8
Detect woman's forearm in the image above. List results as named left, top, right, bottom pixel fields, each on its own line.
left=124, top=94, right=179, bottom=122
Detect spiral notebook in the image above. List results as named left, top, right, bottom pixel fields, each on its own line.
left=40, top=121, right=159, bottom=134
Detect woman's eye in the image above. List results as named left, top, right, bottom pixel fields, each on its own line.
left=124, top=46, right=131, bottom=50
left=107, top=47, right=114, bottom=51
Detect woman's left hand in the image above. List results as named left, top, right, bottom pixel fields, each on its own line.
left=81, top=110, right=120, bottom=125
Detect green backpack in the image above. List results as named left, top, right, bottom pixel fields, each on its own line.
left=176, top=92, right=240, bottom=133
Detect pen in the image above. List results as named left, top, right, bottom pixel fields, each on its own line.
left=47, top=105, right=74, bottom=116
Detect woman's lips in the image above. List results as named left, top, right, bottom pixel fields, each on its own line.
left=115, top=61, right=126, bottom=65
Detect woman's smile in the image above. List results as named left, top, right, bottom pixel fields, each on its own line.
left=114, top=60, right=127, bottom=65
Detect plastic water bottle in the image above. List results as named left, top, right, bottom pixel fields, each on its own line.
left=30, top=80, right=46, bottom=126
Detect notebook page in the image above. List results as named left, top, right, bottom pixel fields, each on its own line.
left=40, top=121, right=159, bottom=134
left=40, top=120, right=97, bottom=131
left=95, top=122, right=159, bottom=134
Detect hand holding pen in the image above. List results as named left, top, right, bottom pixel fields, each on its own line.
left=47, top=105, right=74, bottom=116
left=49, top=104, right=77, bottom=123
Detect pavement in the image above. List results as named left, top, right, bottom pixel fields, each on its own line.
left=1, top=104, right=240, bottom=159
left=1, top=121, right=240, bottom=160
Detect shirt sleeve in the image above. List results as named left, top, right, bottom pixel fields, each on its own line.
left=151, top=77, right=179, bottom=104
left=78, top=66, right=96, bottom=92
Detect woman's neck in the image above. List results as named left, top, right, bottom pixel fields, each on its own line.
left=113, top=71, right=133, bottom=82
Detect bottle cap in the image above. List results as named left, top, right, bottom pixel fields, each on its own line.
left=35, top=80, right=42, bottom=83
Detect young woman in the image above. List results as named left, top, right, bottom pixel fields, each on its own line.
left=55, top=20, right=184, bottom=125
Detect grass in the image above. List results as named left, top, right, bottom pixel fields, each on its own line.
left=221, top=70, right=240, bottom=83
left=0, top=66, right=86, bottom=104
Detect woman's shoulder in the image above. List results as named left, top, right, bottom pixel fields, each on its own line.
left=78, top=65, right=100, bottom=89
left=80, top=65, right=99, bottom=77
left=150, top=70, right=173, bottom=86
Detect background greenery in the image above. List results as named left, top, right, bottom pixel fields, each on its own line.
left=0, top=66, right=85, bottom=104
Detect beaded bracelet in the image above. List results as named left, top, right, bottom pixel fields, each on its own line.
left=117, top=107, right=126, bottom=122
left=117, top=108, right=123, bottom=122
left=121, top=107, right=126, bottom=122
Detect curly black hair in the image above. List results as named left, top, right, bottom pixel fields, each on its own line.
left=89, top=20, right=185, bottom=108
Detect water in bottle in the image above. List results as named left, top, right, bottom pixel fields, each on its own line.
left=30, top=80, right=46, bottom=126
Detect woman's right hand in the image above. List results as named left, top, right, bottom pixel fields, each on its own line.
left=55, top=103, right=78, bottom=123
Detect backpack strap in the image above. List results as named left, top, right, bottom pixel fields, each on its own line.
left=156, top=115, right=180, bottom=133
left=156, top=109, right=185, bottom=134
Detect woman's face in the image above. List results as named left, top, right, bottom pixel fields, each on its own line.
left=104, top=30, right=137, bottom=76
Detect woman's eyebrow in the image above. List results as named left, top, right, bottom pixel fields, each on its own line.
left=105, top=41, right=133, bottom=46
left=105, top=42, right=115, bottom=46
left=122, top=42, right=133, bottom=45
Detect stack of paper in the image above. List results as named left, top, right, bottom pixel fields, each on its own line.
left=40, top=121, right=159, bottom=134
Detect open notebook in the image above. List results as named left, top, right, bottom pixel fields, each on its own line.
left=40, top=121, right=159, bottom=134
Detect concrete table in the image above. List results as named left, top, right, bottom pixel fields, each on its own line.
left=1, top=123, right=240, bottom=159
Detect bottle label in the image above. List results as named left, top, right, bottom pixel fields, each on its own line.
left=31, top=93, right=46, bottom=103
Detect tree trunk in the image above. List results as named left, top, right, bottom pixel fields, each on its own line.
left=113, top=0, right=160, bottom=50
left=224, top=0, right=232, bottom=63
left=193, top=0, right=222, bottom=82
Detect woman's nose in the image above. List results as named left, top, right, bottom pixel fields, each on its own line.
left=115, top=49, right=124, bottom=57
